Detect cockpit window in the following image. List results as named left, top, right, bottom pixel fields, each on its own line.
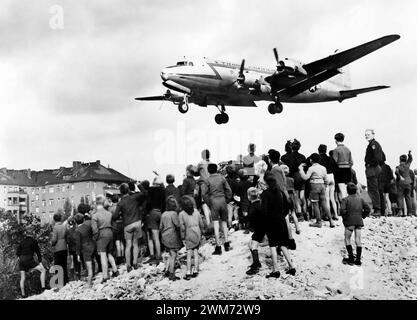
left=176, top=61, right=193, bottom=66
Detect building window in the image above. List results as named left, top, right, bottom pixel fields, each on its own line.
left=42, top=188, right=46, bottom=194
left=71, top=196, right=74, bottom=204
left=49, top=187, right=54, bottom=193
left=93, top=182, right=97, bottom=189
left=49, top=199, right=54, bottom=206
left=86, top=182, right=90, bottom=188
left=31, top=188, right=35, bottom=194
left=31, top=200, right=34, bottom=206
left=35, top=194, right=39, bottom=201
left=71, top=184, right=75, bottom=191
left=56, top=186, right=60, bottom=193
left=62, top=186, right=66, bottom=192
left=42, top=200, right=46, bottom=207
left=14, top=187, right=18, bottom=192
left=35, top=207, right=39, bottom=213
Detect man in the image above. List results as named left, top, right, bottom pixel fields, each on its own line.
left=395, top=151, right=413, bottom=216
left=332, top=133, right=353, bottom=199
left=202, top=163, right=233, bottom=254
left=299, top=153, right=335, bottom=228
left=74, top=213, right=95, bottom=287
left=17, top=225, right=47, bottom=298
left=243, top=143, right=262, bottom=176
left=112, top=183, right=147, bottom=272
left=51, top=212, right=68, bottom=285
left=92, top=195, right=119, bottom=282
left=364, top=129, right=386, bottom=216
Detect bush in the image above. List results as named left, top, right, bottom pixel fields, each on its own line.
left=0, top=210, right=53, bottom=300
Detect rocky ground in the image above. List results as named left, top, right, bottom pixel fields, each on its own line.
left=26, top=216, right=417, bottom=300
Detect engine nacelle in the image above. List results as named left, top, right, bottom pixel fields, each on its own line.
left=278, top=59, right=307, bottom=76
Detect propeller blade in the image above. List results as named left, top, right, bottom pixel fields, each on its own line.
left=237, top=59, right=246, bottom=85
left=273, top=48, right=279, bottom=64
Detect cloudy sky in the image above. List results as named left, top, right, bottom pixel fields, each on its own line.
left=1, top=0, right=416, bottom=184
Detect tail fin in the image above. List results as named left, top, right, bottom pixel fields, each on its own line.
left=339, top=85, right=389, bottom=101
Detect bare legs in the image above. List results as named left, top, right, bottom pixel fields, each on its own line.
left=152, top=229, right=161, bottom=259
left=99, top=252, right=117, bottom=280
left=20, top=263, right=46, bottom=297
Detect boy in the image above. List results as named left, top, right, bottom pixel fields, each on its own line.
left=395, top=151, right=413, bottom=216
left=202, top=163, right=233, bottom=254
left=340, top=183, right=371, bottom=266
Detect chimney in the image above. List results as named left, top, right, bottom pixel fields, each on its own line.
left=73, top=161, right=82, bottom=169
left=96, top=160, right=101, bottom=165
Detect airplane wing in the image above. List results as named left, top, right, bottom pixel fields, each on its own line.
left=135, top=95, right=169, bottom=101
left=135, top=92, right=184, bottom=103
left=274, top=35, right=400, bottom=98
left=339, top=85, right=389, bottom=101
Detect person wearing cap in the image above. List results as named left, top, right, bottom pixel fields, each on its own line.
left=17, top=225, right=46, bottom=298
left=299, top=153, right=335, bottom=228
left=92, top=194, right=119, bottom=282
left=112, top=182, right=147, bottom=272
left=340, top=183, right=371, bottom=266
left=364, top=129, right=386, bottom=216
left=395, top=151, right=413, bottom=216
left=202, top=163, right=233, bottom=254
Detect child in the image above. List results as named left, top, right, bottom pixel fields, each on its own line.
left=340, top=183, right=371, bottom=266
left=179, top=195, right=204, bottom=280
left=282, top=164, right=301, bottom=234
left=236, top=169, right=252, bottom=233
left=160, top=196, right=182, bottom=281
left=181, top=165, right=197, bottom=198
left=246, top=187, right=265, bottom=275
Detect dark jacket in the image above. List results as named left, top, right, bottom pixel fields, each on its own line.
left=365, top=139, right=385, bottom=167
left=319, top=153, right=335, bottom=174
left=66, top=226, right=78, bottom=253
left=247, top=199, right=265, bottom=231
left=379, top=163, right=394, bottom=186
left=113, top=192, right=147, bottom=227
left=17, top=236, right=41, bottom=261
left=75, top=220, right=95, bottom=256
left=147, top=186, right=166, bottom=212
left=281, top=151, right=306, bottom=176
left=181, top=177, right=196, bottom=197
left=236, top=179, right=253, bottom=212
left=395, top=154, right=413, bottom=186
left=340, top=195, right=371, bottom=227
left=201, top=173, right=232, bottom=204
left=165, top=184, right=181, bottom=204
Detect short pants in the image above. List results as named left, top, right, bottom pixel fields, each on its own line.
left=19, top=255, right=38, bottom=272
left=309, top=183, right=326, bottom=202
left=334, top=168, right=352, bottom=184
left=146, top=209, right=161, bottom=230
left=345, top=225, right=363, bottom=231
left=96, top=236, right=114, bottom=253
left=209, top=197, right=228, bottom=222
left=124, top=220, right=143, bottom=241
left=112, top=220, right=124, bottom=241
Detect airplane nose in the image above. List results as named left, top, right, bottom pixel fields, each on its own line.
left=160, top=71, right=168, bottom=81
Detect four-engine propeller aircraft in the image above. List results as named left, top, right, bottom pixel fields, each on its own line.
left=135, top=35, right=400, bottom=124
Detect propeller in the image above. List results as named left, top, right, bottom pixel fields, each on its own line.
left=237, top=59, right=246, bottom=86
left=273, top=48, right=285, bottom=72
left=164, top=90, right=171, bottom=99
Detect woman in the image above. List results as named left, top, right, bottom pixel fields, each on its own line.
left=261, top=172, right=296, bottom=278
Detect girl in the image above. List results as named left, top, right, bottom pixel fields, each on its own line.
left=340, top=183, right=371, bottom=266
left=160, top=196, right=183, bottom=281
left=179, top=195, right=204, bottom=280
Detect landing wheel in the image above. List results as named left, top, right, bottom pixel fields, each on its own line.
left=178, top=103, right=189, bottom=114
left=275, top=102, right=283, bottom=113
left=214, top=113, right=229, bottom=124
left=268, top=103, right=276, bottom=114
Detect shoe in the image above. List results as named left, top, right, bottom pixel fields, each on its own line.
left=224, top=242, right=231, bottom=252
left=246, top=265, right=260, bottom=275
left=329, top=223, right=335, bottom=228
left=126, top=265, right=133, bottom=273
left=184, top=273, right=192, bottom=280
left=101, top=277, right=109, bottom=284
left=266, top=271, right=281, bottom=278
left=342, top=257, right=355, bottom=265
left=169, top=274, right=181, bottom=281
left=213, top=246, right=222, bottom=255
left=354, top=259, right=362, bottom=266
left=309, top=222, right=322, bottom=228
left=112, top=271, right=119, bottom=278
left=164, top=270, right=170, bottom=277
left=192, top=272, right=199, bottom=278
left=332, top=216, right=339, bottom=221
left=285, top=268, right=296, bottom=276
left=288, top=239, right=296, bottom=250
left=295, top=230, right=301, bottom=235
left=133, top=263, right=140, bottom=270
left=244, top=229, right=250, bottom=234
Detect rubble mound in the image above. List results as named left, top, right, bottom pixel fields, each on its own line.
left=26, top=217, right=417, bottom=300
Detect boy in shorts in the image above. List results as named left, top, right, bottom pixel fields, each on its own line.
left=340, top=183, right=371, bottom=266
left=202, top=163, right=233, bottom=254
left=17, top=225, right=47, bottom=298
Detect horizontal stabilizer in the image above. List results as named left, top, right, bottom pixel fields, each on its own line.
left=135, top=96, right=167, bottom=101
left=339, top=85, right=389, bottom=100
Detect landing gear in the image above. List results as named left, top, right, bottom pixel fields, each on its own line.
left=178, top=102, right=189, bottom=114
left=214, top=104, right=229, bottom=124
left=268, top=102, right=283, bottom=114
left=215, top=112, right=229, bottom=124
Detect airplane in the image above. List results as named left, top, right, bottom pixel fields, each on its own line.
left=135, top=34, right=400, bottom=124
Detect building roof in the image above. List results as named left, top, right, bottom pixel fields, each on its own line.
left=0, top=161, right=133, bottom=187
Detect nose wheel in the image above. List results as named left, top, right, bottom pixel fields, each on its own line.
left=178, top=102, right=189, bottom=114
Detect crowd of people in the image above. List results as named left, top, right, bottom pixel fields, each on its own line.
left=16, top=129, right=416, bottom=297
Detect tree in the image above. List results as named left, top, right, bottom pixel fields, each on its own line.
left=63, top=198, right=72, bottom=219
